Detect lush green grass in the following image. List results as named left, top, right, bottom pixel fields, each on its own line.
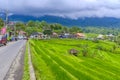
left=22, top=42, right=30, bottom=80
left=85, top=33, right=98, bottom=38
left=30, top=39, right=120, bottom=80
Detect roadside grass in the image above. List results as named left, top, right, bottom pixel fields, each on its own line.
left=22, top=42, right=30, bottom=80
left=30, top=39, right=120, bottom=80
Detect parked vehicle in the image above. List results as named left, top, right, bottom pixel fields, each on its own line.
left=14, top=37, right=18, bottom=41
left=0, top=35, right=7, bottom=46
left=17, top=35, right=27, bottom=40
left=18, top=35, right=24, bottom=40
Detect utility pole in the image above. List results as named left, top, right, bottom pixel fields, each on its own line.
left=5, top=9, right=8, bottom=28
left=5, top=9, right=9, bottom=40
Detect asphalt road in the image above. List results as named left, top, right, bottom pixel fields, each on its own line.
left=0, top=40, right=26, bottom=80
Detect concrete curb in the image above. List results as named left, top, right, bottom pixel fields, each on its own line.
left=28, top=43, right=36, bottom=80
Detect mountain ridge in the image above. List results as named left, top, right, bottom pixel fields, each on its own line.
left=0, top=14, right=120, bottom=27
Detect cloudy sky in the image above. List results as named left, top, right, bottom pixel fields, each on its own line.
left=0, top=0, right=120, bottom=19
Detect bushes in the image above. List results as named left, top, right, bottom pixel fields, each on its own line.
left=82, top=48, right=88, bottom=57
left=69, top=49, right=79, bottom=56
left=82, top=44, right=88, bottom=57
left=96, top=45, right=103, bottom=50
left=92, top=38, right=99, bottom=43
left=96, top=44, right=111, bottom=52
left=114, top=49, right=120, bottom=54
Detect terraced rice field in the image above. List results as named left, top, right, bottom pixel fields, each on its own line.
left=29, top=39, right=120, bottom=80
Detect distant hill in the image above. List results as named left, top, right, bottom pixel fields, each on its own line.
left=0, top=13, right=120, bottom=27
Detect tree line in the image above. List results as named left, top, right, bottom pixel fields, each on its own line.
left=0, top=19, right=82, bottom=36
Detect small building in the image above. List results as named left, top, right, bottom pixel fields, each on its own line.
left=106, top=34, right=114, bottom=37
left=75, top=33, right=85, bottom=39
left=59, top=33, right=71, bottom=38
left=30, top=32, right=42, bottom=39
left=97, top=34, right=104, bottom=39
left=30, top=32, right=47, bottom=39
left=19, top=30, right=26, bottom=36
left=106, top=34, right=115, bottom=41
left=52, top=32, right=58, bottom=38
left=64, top=33, right=70, bottom=38
left=59, top=34, right=66, bottom=38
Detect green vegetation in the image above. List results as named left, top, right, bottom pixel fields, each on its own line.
left=85, top=33, right=98, bottom=38
left=12, top=20, right=82, bottom=36
left=22, top=42, right=30, bottom=80
left=30, top=39, right=120, bottom=80
left=82, top=27, right=120, bottom=35
left=0, top=18, right=4, bottom=29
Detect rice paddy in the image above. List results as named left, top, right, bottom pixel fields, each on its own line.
left=29, top=39, right=120, bottom=80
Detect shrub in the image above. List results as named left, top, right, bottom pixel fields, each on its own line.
left=92, top=38, right=99, bottom=43
left=82, top=44, right=89, bottom=57
left=69, top=49, right=79, bottom=56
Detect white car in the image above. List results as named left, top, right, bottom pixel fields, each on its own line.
left=18, top=35, right=24, bottom=40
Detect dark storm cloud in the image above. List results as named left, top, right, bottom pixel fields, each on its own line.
left=1, top=0, right=120, bottom=19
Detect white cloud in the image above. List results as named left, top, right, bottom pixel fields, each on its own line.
left=1, top=0, right=120, bottom=19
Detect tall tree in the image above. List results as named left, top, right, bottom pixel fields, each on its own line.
left=117, top=35, right=120, bottom=45
left=27, top=20, right=35, bottom=27
left=15, top=22, right=25, bottom=31
left=43, top=30, right=52, bottom=35
left=69, top=26, right=82, bottom=33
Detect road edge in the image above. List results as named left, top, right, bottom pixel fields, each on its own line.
left=4, top=43, right=26, bottom=80
left=28, top=42, right=36, bottom=80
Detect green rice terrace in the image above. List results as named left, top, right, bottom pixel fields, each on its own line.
left=29, top=39, right=120, bottom=80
